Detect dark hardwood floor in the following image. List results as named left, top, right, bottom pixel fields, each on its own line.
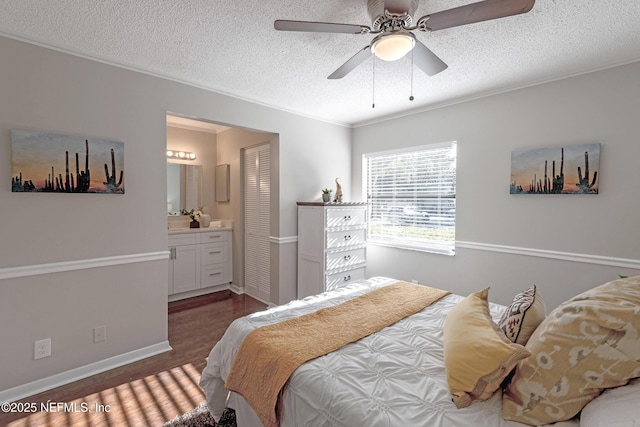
left=0, top=291, right=267, bottom=427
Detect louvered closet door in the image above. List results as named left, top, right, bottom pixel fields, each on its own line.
left=244, top=144, right=270, bottom=302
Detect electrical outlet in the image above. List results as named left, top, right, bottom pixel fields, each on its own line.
left=93, top=326, right=107, bottom=343
left=34, top=338, right=51, bottom=360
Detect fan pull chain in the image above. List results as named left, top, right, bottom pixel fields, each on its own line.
left=409, top=47, right=415, bottom=101
left=372, top=54, right=376, bottom=109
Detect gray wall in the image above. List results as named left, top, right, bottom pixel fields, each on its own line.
left=0, top=35, right=351, bottom=398
left=352, top=61, right=640, bottom=309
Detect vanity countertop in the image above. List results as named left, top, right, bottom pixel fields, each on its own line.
left=168, top=226, right=232, bottom=235
left=168, top=217, right=233, bottom=234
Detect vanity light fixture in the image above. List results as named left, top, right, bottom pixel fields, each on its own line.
left=166, top=150, right=196, bottom=160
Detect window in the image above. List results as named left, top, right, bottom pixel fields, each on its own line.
left=363, top=142, right=456, bottom=255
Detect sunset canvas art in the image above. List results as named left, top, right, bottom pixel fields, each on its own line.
left=11, top=129, right=124, bottom=194
left=510, top=143, right=600, bottom=195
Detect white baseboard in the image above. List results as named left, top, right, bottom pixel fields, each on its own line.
left=168, top=284, right=230, bottom=302
left=229, top=284, right=244, bottom=295
left=0, top=341, right=172, bottom=403
left=229, top=285, right=272, bottom=307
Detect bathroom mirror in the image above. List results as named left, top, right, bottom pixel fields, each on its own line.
left=167, top=163, right=202, bottom=214
left=215, top=164, right=230, bottom=202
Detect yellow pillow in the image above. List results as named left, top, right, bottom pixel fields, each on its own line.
left=503, top=276, right=640, bottom=425
left=443, top=288, right=530, bottom=408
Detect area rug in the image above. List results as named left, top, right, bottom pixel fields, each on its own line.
left=163, top=403, right=236, bottom=427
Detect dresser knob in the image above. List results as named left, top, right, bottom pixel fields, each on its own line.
left=343, top=275, right=351, bottom=282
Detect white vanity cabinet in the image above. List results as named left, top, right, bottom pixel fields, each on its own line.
left=168, top=229, right=232, bottom=301
left=297, top=202, right=368, bottom=299
left=168, top=233, right=199, bottom=295
left=199, top=231, right=232, bottom=288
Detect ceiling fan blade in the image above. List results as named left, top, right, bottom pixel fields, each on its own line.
left=412, top=41, right=448, bottom=76
left=274, top=20, right=370, bottom=34
left=419, top=0, right=535, bottom=32
left=328, top=46, right=372, bottom=79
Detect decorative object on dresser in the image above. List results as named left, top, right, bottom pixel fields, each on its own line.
left=168, top=229, right=233, bottom=302
left=296, top=202, right=367, bottom=299
left=333, top=177, right=343, bottom=202
left=321, top=188, right=332, bottom=203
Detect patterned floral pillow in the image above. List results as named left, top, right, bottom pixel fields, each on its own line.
left=499, top=285, right=546, bottom=345
left=502, top=276, right=640, bottom=425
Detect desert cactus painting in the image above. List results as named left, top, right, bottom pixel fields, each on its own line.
left=11, top=129, right=124, bottom=194
left=510, top=143, right=599, bottom=195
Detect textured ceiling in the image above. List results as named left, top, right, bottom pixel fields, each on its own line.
left=1, top=1, right=640, bottom=127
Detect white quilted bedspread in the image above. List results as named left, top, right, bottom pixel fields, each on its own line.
left=199, top=277, right=578, bottom=427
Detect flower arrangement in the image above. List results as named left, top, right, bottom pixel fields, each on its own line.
left=180, top=208, right=202, bottom=222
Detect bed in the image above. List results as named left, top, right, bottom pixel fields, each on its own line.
left=199, top=276, right=640, bottom=427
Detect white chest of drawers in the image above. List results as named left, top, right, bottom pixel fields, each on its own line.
left=297, top=202, right=368, bottom=299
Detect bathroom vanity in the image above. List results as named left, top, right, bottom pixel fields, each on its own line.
left=168, top=224, right=232, bottom=302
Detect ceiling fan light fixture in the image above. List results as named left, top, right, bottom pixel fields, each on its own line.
left=371, top=32, right=415, bottom=61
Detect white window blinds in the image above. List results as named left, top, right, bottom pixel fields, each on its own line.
left=363, top=142, right=456, bottom=255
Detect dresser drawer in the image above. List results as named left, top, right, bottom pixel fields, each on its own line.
left=201, top=242, right=227, bottom=265
left=201, top=263, right=228, bottom=286
left=326, top=208, right=366, bottom=228
left=325, top=267, right=366, bottom=292
left=326, top=248, right=366, bottom=271
left=326, top=228, right=366, bottom=249
left=199, top=230, right=228, bottom=243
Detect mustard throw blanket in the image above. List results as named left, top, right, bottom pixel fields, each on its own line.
left=225, top=281, right=450, bottom=427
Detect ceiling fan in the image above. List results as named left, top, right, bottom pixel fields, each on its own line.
left=274, top=0, right=535, bottom=79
